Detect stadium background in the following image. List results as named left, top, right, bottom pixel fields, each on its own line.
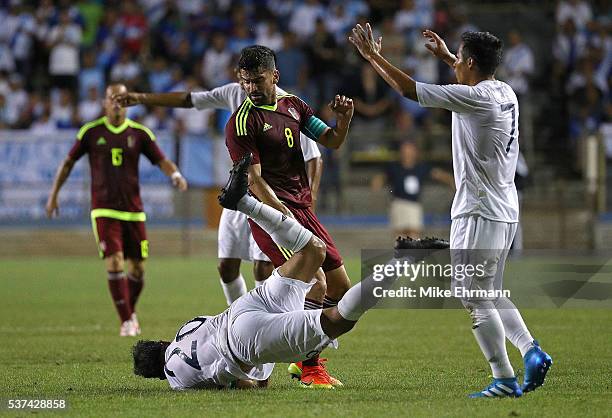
left=0, top=0, right=610, bottom=257
left=1, top=1, right=611, bottom=416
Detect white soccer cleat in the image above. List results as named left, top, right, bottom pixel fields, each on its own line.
left=120, top=320, right=132, bottom=337
left=131, top=313, right=141, bottom=336
left=119, top=318, right=139, bottom=337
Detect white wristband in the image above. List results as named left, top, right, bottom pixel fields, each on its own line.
left=171, top=171, right=183, bottom=181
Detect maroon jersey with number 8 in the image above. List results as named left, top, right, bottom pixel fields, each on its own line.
left=225, top=94, right=316, bottom=208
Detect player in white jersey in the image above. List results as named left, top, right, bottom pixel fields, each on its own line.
left=113, top=83, right=323, bottom=305
left=350, top=24, right=552, bottom=397
left=132, top=153, right=443, bottom=389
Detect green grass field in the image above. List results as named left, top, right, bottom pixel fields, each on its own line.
left=1, top=257, right=611, bottom=417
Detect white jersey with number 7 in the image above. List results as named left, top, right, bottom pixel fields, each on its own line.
left=416, top=80, right=520, bottom=223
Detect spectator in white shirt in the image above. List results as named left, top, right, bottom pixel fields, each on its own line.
left=30, top=103, right=58, bottom=135
left=201, top=32, right=232, bottom=88
left=553, top=19, right=588, bottom=81
left=288, top=0, right=324, bottom=41
left=78, top=85, right=103, bottom=123
left=110, top=50, right=142, bottom=86
left=255, top=18, right=283, bottom=52
left=50, top=89, right=77, bottom=129
left=556, top=0, right=592, bottom=31
left=174, top=78, right=214, bottom=136
left=4, top=74, right=28, bottom=128
left=47, top=9, right=82, bottom=92
left=499, top=30, right=535, bottom=99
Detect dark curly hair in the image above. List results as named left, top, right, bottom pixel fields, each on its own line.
left=460, top=31, right=503, bottom=77
left=238, top=45, right=276, bottom=72
left=132, top=340, right=170, bottom=380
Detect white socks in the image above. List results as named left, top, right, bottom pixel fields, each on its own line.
left=237, top=194, right=312, bottom=253
left=337, top=257, right=404, bottom=321
left=495, top=297, right=535, bottom=357
left=470, top=307, right=515, bottom=378
left=220, top=275, right=247, bottom=306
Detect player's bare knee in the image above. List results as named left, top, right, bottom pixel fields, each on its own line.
left=129, top=261, right=145, bottom=278
left=253, top=260, right=273, bottom=282
left=309, top=236, right=327, bottom=265
left=218, top=258, right=240, bottom=282
left=106, top=253, right=124, bottom=271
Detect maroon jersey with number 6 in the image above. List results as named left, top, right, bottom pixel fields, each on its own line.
left=68, top=116, right=165, bottom=212
left=225, top=94, right=316, bottom=208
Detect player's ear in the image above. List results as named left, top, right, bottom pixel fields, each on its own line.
left=272, top=69, right=279, bottom=85
left=466, top=57, right=476, bottom=71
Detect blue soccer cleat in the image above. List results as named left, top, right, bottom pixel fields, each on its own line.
left=522, top=340, right=553, bottom=393
left=469, top=377, right=523, bottom=398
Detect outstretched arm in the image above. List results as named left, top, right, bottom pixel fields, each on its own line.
left=317, top=95, right=354, bottom=149
left=112, top=92, right=193, bottom=108
left=158, top=159, right=188, bottom=191
left=46, top=157, right=76, bottom=218
left=431, top=168, right=455, bottom=190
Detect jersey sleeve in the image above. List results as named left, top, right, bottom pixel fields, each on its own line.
left=190, top=83, right=238, bottom=110
left=225, top=115, right=260, bottom=165
left=300, top=134, right=321, bottom=161
left=68, top=130, right=90, bottom=160
left=415, top=82, right=485, bottom=113
left=140, top=128, right=166, bottom=165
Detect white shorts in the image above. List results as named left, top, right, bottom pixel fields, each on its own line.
left=450, top=215, right=517, bottom=303
left=218, top=208, right=270, bottom=262
left=227, top=269, right=333, bottom=365
left=390, top=199, right=424, bottom=231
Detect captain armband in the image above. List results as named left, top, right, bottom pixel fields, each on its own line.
left=303, top=116, right=330, bottom=142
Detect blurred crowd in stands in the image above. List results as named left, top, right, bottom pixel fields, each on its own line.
left=0, top=0, right=609, bottom=170
left=550, top=0, right=611, bottom=163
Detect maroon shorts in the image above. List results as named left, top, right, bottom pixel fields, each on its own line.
left=248, top=205, right=343, bottom=272
left=92, top=217, right=148, bottom=260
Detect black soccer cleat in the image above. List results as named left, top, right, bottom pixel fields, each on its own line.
left=394, top=236, right=449, bottom=260
left=394, top=236, right=449, bottom=251
left=218, top=153, right=252, bottom=210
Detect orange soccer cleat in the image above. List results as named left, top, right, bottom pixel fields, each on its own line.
left=288, top=358, right=343, bottom=389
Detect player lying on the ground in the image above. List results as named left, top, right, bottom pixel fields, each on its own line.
left=46, top=84, right=188, bottom=337
left=349, top=23, right=552, bottom=397
left=112, top=81, right=323, bottom=305
left=132, top=153, right=448, bottom=390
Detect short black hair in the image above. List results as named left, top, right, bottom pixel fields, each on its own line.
left=132, top=340, right=169, bottom=380
left=238, top=45, right=276, bottom=72
left=460, top=31, right=503, bottom=76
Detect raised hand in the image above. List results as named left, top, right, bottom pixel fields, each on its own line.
left=422, top=29, right=455, bottom=64
left=349, top=23, right=382, bottom=61
left=328, top=94, right=354, bottom=120
left=111, top=91, right=141, bottom=107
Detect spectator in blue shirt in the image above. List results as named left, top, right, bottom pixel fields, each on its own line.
left=372, top=141, right=454, bottom=238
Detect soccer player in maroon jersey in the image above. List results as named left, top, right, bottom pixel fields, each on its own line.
left=46, top=84, right=188, bottom=337
left=225, top=45, right=354, bottom=388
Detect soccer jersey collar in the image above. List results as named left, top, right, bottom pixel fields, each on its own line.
left=103, top=116, right=130, bottom=134
left=245, top=96, right=278, bottom=111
